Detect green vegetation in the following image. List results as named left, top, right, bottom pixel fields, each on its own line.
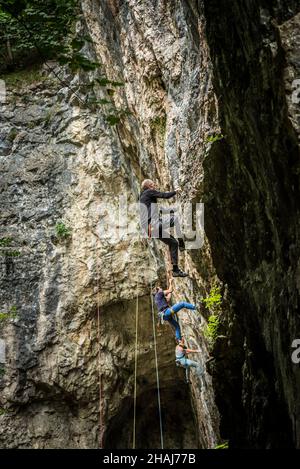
left=0, top=238, right=12, bottom=247
left=206, top=133, right=224, bottom=144
left=0, top=366, right=5, bottom=376
left=150, top=114, right=167, bottom=137
left=105, top=108, right=131, bottom=126
left=7, top=127, right=18, bottom=141
left=214, top=441, right=229, bottom=449
left=3, top=250, right=20, bottom=257
left=55, top=222, right=72, bottom=239
left=202, top=286, right=222, bottom=343
left=0, top=408, right=8, bottom=416
left=0, top=0, right=80, bottom=71
left=0, top=1, right=127, bottom=123
left=204, top=314, right=220, bottom=342
left=1, top=66, right=44, bottom=89
left=0, top=237, right=21, bottom=257
left=0, top=305, right=18, bottom=324
left=202, top=285, right=222, bottom=310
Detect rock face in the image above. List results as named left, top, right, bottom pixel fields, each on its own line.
left=0, top=0, right=299, bottom=449
left=0, top=0, right=220, bottom=449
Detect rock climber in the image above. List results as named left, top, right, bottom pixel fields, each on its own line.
left=153, top=279, right=196, bottom=340
left=175, top=338, right=203, bottom=384
left=139, top=179, right=187, bottom=277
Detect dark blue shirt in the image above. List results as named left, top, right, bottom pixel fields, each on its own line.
left=154, top=290, right=169, bottom=312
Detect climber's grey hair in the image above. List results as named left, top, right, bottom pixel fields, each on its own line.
left=141, top=179, right=154, bottom=190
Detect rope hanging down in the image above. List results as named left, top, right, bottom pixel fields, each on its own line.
left=150, top=279, right=164, bottom=449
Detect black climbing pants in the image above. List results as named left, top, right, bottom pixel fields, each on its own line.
left=158, top=223, right=178, bottom=265
left=149, top=215, right=184, bottom=266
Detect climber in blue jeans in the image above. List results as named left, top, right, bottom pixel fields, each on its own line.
left=153, top=278, right=196, bottom=340
left=175, top=338, right=203, bottom=384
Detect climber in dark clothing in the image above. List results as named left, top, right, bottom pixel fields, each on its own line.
left=153, top=279, right=196, bottom=340
left=139, top=179, right=187, bottom=277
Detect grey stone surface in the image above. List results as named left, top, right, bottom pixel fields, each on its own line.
left=0, top=0, right=220, bottom=449
left=1, top=0, right=298, bottom=450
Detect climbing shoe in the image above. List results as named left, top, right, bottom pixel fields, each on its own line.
left=172, top=269, right=188, bottom=278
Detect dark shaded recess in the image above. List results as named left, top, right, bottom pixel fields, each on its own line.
left=202, top=0, right=300, bottom=448
left=104, top=386, right=199, bottom=449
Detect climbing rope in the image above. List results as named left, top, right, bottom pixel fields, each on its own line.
left=134, top=43, right=165, bottom=444
left=150, top=278, right=164, bottom=449
left=132, top=237, right=164, bottom=449
left=132, top=292, right=139, bottom=449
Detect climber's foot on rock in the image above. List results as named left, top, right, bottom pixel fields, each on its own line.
left=206, top=356, right=215, bottom=366
left=173, top=268, right=188, bottom=278
left=178, top=238, right=185, bottom=252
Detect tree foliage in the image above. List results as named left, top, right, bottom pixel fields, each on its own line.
left=0, top=0, right=80, bottom=70
left=0, top=0, right=127, bottom=124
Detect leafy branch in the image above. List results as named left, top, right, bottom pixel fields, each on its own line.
left=0, top=1, right=128, bottom=122
left=202, top=286, right=222, bottom=344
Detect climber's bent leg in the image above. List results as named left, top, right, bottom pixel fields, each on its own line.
left=158, top=225, right=187, bottom=277
left=163, top=309, right=182, bottom=339
left=167, top=316, right=182, bottom=340
left=184, top=359, right=203, bottom=377
left=171, top=302, right=196, bottom=314
left=170, top=215, right=185, bottom=250
left=159, top=229, right=179, bottom=265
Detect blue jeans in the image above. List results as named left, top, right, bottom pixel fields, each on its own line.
left=163, top=302, right=196, bottom=340
left=176, top=357, right=203, bottom=382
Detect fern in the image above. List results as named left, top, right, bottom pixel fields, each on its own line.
left=55, top=222, right=72, bottom=239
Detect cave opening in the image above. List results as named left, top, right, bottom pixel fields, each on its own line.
left=104, top=385, right=199, bottom=449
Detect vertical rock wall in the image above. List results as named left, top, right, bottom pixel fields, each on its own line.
left=0, top=0, right=220, bottom=449
left=1, top=0, right=298, bottom=450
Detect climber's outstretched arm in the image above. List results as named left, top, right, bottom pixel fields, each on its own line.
left=186, top=348, right=201, bottom=354
left=149, top=189, right=177, bottom=199
left=163, top=277, right=174, bottom=296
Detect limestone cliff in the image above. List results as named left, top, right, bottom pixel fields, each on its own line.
left=0, top=0, right=299, bottom=449
left=0, top=0, right=219, bottom=449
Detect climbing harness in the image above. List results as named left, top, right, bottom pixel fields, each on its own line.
left=175, top=358, right=186, bottom=368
